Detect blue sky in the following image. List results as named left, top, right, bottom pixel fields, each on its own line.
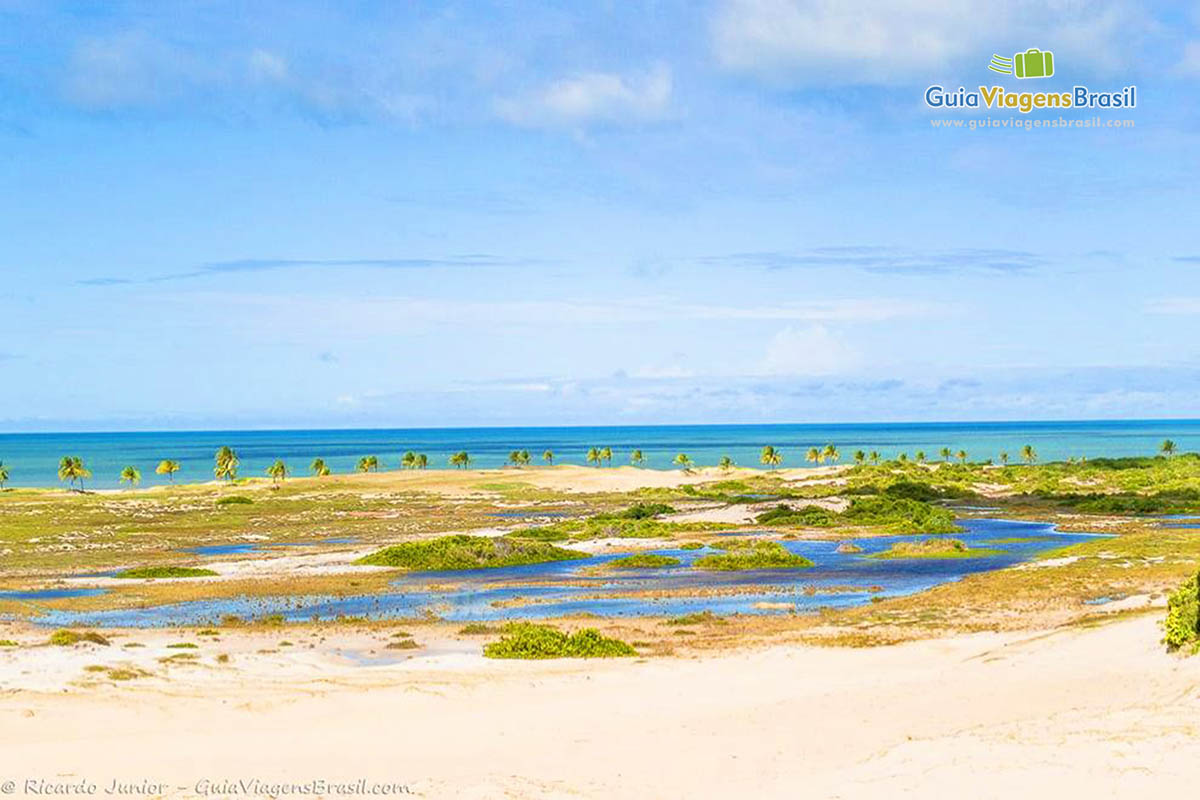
left=2, top=0, right=1199, bottom=430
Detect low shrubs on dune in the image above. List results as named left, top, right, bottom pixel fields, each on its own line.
left=754, top=496, right=958, bottom=534
left=483, top=622, right=636, bottom=659
left=605, top=553, right=681, bottom=569
left=869, top=538, right=994, bottom=560
left=48, top=629, right=110, bottom=646
left=215, top=495, right=254, bottom=506
left=356, top=534, right=586, bottom=570
left=692, top=540, right=813, bottom=571
left=115, top=566, right=218, bottom=579
left=1165, top=571, right=1200, bottom=652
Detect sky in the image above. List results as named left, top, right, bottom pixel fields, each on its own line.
left=2, top=0, right=1200, bottom=431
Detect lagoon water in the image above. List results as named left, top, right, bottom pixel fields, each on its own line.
left=29, top=519, right=1099, bottom=628
left=0, top=419, right=1196, bottom=489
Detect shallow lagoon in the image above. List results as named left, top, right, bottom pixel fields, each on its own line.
left=30, top=519, right=1098, bottom=628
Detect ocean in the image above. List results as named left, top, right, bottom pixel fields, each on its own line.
left=0, top=420, right=1196, bottom=489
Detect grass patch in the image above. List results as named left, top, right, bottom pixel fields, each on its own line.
left=457, top=622, right=498, bottom=635
left=356, top=534, right=586, bottom=570
left=869, top=538, right=999, bottom=560
left=483, top=622, right=636, bottom=659
left=0, top=639, right=18, bottom=647
left=665, top=611, right=720, bottom=626
left=48, top=629, right=110, bottom=646
left=166, top=642, right=198, bottom=649
left=605, top=553, right=681, bottom=569
left=385, top=638, right=421, bottom=650
left=115, top=566, right=218, bottom=579
left=692, top=541, right=814, bottom=571
left=594, top=503, right=677, bottom=520
left=215, top=495, right=254, bottom=506
left=1165, top=571, right=1200, bottom=652
left=679, top=541, right=705, bottom=550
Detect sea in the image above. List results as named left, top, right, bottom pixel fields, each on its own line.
left=0, top=419, right=1196, bottom=489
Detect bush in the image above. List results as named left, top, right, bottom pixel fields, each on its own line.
left=48, top=629, right=110, bottom=646
left=606, top=553, right=681, bottom=569
left=869, top=538, right=994, bottom=560
left=1165, top=572, right=1200, bottom=652
left=756, top=504, right=836, bottom=526
left=115, top=566, right=218, bottom=579
left=692, top=541, right=814, bottom=571
left=599, top=503, right=676, bottom=520
left=483, top=623, right=636, bottom=659
left=216, top=495, right=254, bottom=506
left=356, top=534, right=586, bottom=570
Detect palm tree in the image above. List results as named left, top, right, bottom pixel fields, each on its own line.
left=586, top=447, right=602, bottom=467
left=822, top=444, right=840, bottom=464
left=898, top=452, right=909, bottom=463
left=1021, top=445, right=1038, bottom=464
left=266, top=459, right=289, bottom=485
left=508, top=450, right=524, bottom=467
left=869, top=451, right=881, bottom=465
left=0, top=460, right=8, bottom=490
left=915, top=450, right=926, bottom=464
left=853, top=450, right=866, bottom=466
left=356, top=455, right=379, bottom=473
left=155, top=459, right=181, bottom=483
left=119, top=466, right=141, bottom=487
left=999, top=452, right=1009, bottom=465
left=58, top=456, right=91, bottom=491
left=401, top=451, right=417, bottom=469
left=673, top=453, right=694, bottom=472
left=214, top=447, right=239, bottom=482
left=519, top=449, right=532, bottom=466
left=718, top=455, right=734, bottom=470
left=955, top=449, right=967, bottom=464
left=760, top=446, right=782, bottom=469
left=939, top=447, right=952, bottom=463
left=449, top=451, right=472, bottom=469
left=600, top=447, right=613, bottom=467
left=542, top=450, right=555, bottom=465
left=310, top=458, right=331, bottom=477
left=415, top=453, right=428, bottom=469
left=806, top=447, right=822, bottom=465
left=1161, top=439, right=1178, bottom=457
left=630, top=450, right=645, bottom=466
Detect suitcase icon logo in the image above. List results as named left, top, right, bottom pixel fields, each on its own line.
left=988, top=49, right=1055, bottom=79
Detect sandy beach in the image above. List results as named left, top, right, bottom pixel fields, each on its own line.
left=1, top=612, right=1195, bottom=799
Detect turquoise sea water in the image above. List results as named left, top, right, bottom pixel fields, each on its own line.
left=0, top=420, right=1195, bottom=489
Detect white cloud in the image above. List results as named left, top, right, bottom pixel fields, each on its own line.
left=496, top=63, right=672, bottom=127
left=760, top=325, right=858, bottom=376
left=1175, top=41, right=1200, bottom=76
left=248, top=50, right=289, bottom=83
left=1146, top=297, right=1200, bottom=314
left=711, top=0, right=1151, bottom=85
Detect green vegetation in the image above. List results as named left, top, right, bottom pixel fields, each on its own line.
left=310, top=458, right=331, bottom=477
left=356, top=455, right=379, bottom=473
left=386, top=638, right=421, bottom=650
left=483, top=622, right=636, bottom=659
left=596, top=503, right=676, bottom=520
left=115, top=566, right=219, bottom=579
left=167, top=642, right=198, bottom=649
left=266, top=459, right=289, bottom=485
left=630, top=449, right=645, bottom=466
left=214, top=447, right=239, bottom=481
left=0, top=460, right=8, bottom=489
left=693, top=540, right=814, bottom=570
left=58, top=456, right=91, bottom=491
left=606, top=553, right=681, bottom=569
left=1165, top=571, right=1200, bottom=652
left=679, top=541, right=705, bottom=550
left=48, top=629, right=110, bottom=646
left=760, top=445, right=783, bottom=468
left=0, top=639, right=18, bottom=647
left=215, top=495, right=253, bottom=506
left=448, top=451, right=471, bottom=469
left=155, top=459, right=181, bottom=482
left=665, top=611, right=719, bottom=626
left=869, top=538, right=997, bottom=560
left=755, top=495, right=958, bottom=534
left=356, top=534, right=586, bottom=570
left=119, top=466, right=141, bottom=487
left=458, top=622, right=499, bottom=635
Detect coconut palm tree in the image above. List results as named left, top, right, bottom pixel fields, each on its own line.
left=897, top=452, right=909, bottom=463
left=822, top=444, right=840, bottom=464
left=507, top=450, right=524, bottom=467
left=0, top=460, right=8, bottom=490
left=673, top=453, right=694, bottom=472
left=58, top=456, right=91, bottom=491
left=1021, top=445, right=1037, bottom=464
left=586, top=447, right=602, bottom=467
left=266, top=459, right=289, bottom=485
left=119, top=466, right=141, bottom=487
left=630, top=450, right=645, bottom=466
left=449, top=451, right=471, bottom=469
left=956, top=450, right=967, bottom=464
left=939, top=447, right=952, bottom=463
left=214, top=447, right=239, bottom=482
left=915, top=450, right=926, bottom=464
left=415, top=453, right=428, bottom=469
left=806, top=447, right=822, bottom=465
left=519, top=449, right=532, bottom=466
left=542, top=450, right=555, bottom=465
left=310, top=458, right=331, bottom=477
left=760, top=446, right=782, bottom=469
left=356, top=455, right=379, bottom=473
left=1161, top=439, right=1178, bottom=457
left=999, top=452, right=1010, bottom=465
left=155, top=459, right=181, bottom=482
left=718, top=455, right=734, bottom=470
left=600, top=447, right=613, bottom=467
left=401, top=451, right=417, bottom=469
left=853, top=450, right=866, bottom=466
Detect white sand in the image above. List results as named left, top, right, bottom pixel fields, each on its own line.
left=4, top=614, right=1199, bottom=798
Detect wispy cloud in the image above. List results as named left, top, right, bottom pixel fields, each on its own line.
left=1146, top=297, right=1200, bottom=314
left=699, top=247, right=1046, bottom=274
left=1173, top=255, right=1200, bottom=264
left=496, top=63, right=672, bottom=128
left=76, top=277, right=134, bottom=287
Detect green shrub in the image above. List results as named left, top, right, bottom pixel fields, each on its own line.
left=356, top=535, right=586, bottom=570
left=48, top=629, right=110, bottom=646
left=457, top=623, right=498, bottom=635
left=1165, top=572, right=1200, bottom=652
left=483, top=622, right=636, bottom=659
left=869, top=538, right=995, bottom=560
left=679, top=542, right=705, bottom=550
left=115, top=566, right=218, bottom=579
left=606, top=553, right=681, bottom=569
left=600, top=503, right=676, bottom=520
left=216, top=495, right=254, bottom=506
left=692, top=541, right=813, bottom=571
left=665, top=611, right=718, bottom=626
left=0, top=639, right=18, bottom=647
left=756, top=504, right=837, bottom=526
